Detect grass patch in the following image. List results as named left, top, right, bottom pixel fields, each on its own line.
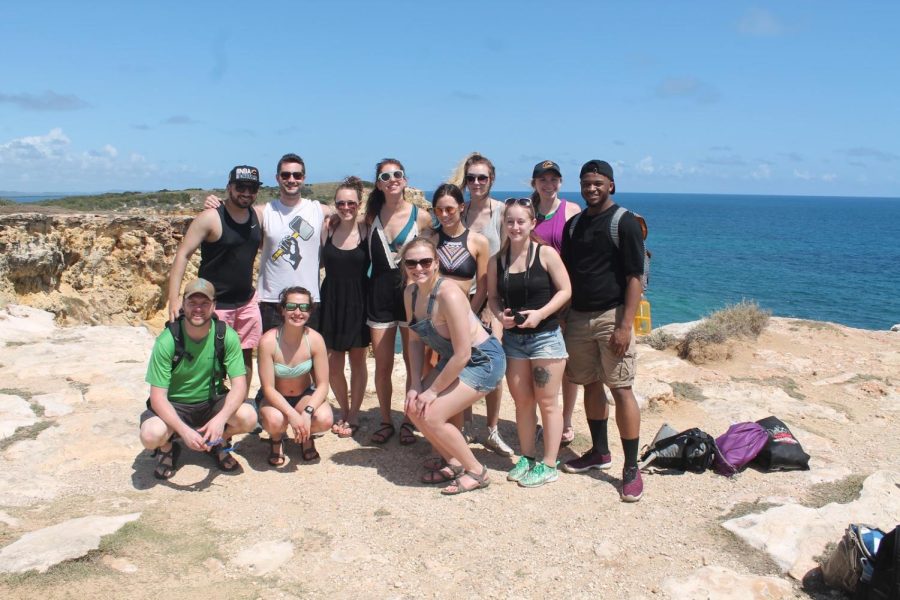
left=803, top=474, right=867, bottom=508
left=115, top=359, right=141, bottom=364
left=0, top=421, right=55, bottom=452
left=643, top=330, right=677, bottom=351
left=846, top=373, right=890, bottom=385
left=670, top=381, right=707, bottom=402
left=374, top=507, right=391, bottom=517
left=732, top=375, right=806, bottom=400
left=65, top=379, right=90, bottom=395
left=4, top=341, right=29, bottom=348
left=0, top=388, right=33, bottom=400
left=789, top=319, right=843, bottom=335
left=719, top=500, right=780, bottom=521
left=677, top=300, right=771, bottom=363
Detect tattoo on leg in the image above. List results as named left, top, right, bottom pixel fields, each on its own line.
left=533, top=366, right=550, bottom=388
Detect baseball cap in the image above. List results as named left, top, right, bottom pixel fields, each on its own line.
left=579, top=160, right=614, bottom=181
left=532, top=160, right=562, bottom=179
left=183, top=278, right=216, bottom=300
left=228, top=165, right=262, bottom=186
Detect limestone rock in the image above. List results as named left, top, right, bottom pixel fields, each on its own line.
left=231, top=540, right=294, bottom=575
left=661, top=566, right=794, bottom=599
left=0, top=394, right=37, bottom=440
left=721, top=470, right=900, bottom=579
left=891, top=324, right=899, bottom=332
left=0, top=513, right=140, bottom=573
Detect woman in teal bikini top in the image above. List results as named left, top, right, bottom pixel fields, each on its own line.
left=257, top=286, right=333, bottom=466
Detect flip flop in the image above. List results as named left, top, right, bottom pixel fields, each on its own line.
left=332, top=419, right=346, bottom=435
left=338, top=423, right=359, bottom=439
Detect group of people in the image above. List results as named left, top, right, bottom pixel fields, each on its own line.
left=138, top=153, right=647, bottom=502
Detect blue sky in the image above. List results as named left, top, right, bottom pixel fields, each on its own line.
left=2, top=1, right=898, bottom=197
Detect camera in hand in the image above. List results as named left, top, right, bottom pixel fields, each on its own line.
left=513, top=311, right=527, bottom=325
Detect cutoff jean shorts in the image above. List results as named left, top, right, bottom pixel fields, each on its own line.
left=435, top=336, right=506, bottom=393
left=502, top=327, right=568, bottom=361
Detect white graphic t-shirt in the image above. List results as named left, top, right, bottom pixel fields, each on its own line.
left=259, top=198, right=324, bottom=302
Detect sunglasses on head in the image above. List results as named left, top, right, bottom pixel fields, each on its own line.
left=504, top=197, right=532, bottom=207
left=403, top=257, right=434, bottom=269
left=335, top=200, right=358, bottom=208
left=283, top=302, right=311, bottom=312
left=280, top=171, right=304, bottom=180
left=234, top=183, right=260, bottom=193
left=378, top=170, right=405, bottom=182
left=465, top=174, right=490, bottom=184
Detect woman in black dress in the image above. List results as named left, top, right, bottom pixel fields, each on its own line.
left=318, top=176, right=370, bottom=438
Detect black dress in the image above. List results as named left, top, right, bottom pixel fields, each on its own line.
left=319, top=226, right=371, bottom=351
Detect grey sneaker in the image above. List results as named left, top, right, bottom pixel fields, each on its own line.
left=483, top=427, right=514, bottom=457
left=506, top=456, right=535, bottom=482
left=519, top=461, right=559, bottom=488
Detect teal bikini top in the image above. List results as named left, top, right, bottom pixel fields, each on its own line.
left=274, top=328, right=313, bottom=378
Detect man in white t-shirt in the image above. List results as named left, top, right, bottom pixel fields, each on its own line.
left=206, top=153, right=335, bottom=332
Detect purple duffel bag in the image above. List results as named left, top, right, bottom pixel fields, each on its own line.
left=714, top=422, right=769, bottom=475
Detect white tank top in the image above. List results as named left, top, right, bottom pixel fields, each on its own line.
left=259, top=198, right=324, bottom=302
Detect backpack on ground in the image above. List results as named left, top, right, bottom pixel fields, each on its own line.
left=753, top=415, right=811, bottom=471
left=166, top=314, right=228, bottom=397
left=638, top=424, right=717, bottom=473
left=567, top=206, right=652, bottom=291
left=713, top=421, right=770, bottom=476
left=821, top=524, right=885, bottom=595
left=859, top=525, right=900, bottom=600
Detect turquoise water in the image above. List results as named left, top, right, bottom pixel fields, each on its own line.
left=484, top=192, right=900, bottom=331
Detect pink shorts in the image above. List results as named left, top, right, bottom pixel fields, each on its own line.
left=215, top=294, right=262, bottom=349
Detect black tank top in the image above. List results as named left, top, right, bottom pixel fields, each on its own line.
left=497, top=243, right=559, bottom=333
left=437, top=228, right=477, bottom=279
left=199, top=204, right=261, bottom=308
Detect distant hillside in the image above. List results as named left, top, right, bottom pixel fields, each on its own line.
left=24, top=181, right=378, bottom=213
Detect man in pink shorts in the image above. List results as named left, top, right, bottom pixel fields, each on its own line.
left=167, top=165, right=264, bottom=387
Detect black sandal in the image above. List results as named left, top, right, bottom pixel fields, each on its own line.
left=153, top=442, right=181, bottom=480
left=399, top=421, right=417, bottom=445
left=212, top=442, right=238, bottom=471
left=268, top=438, right=285, bottom=466
left=370, top=422, right=395, bottom=444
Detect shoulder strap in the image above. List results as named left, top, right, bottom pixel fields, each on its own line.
left=213, top=316, right=227, bottom=376
left=566, top=212, right=583, bottom=240
left=390, top=205, right=418, bottom=250
left=609, top=206, right=628, bottom=249
left=168, top=317, right=186, bottom=370
left=426, top=278, right=444, bottom=315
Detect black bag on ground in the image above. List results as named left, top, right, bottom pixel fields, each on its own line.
left=859, top=525, right=900, bottom=600
left=753, top=415, right=810, bottom=471
left=638, top=425, right=717, bottom=473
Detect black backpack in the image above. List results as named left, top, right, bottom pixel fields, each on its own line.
left=859, top=525, right=900, bottom=600
left=166, top=314, right=228, bottom=397
left=639, top=426, right=717, bottom=473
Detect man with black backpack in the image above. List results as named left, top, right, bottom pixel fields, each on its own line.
left=139, top=279, right=256, bottom=479
left=560, top=160, right=646, bottom=502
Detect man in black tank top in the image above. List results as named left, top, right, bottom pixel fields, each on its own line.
left=167, top=165, right=264, bottom=387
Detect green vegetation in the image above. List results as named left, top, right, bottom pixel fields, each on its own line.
left=0, top=421, right=55, bottom=452
left=719, top=499, right=780, bottom=521
left=0, top=197, right=15, bottom=206
left=23, top=180, right=378, bottom=212
left=677, top=300, right=771, bottom=363
left=803, top=473, right=867, bottom=508
left=670, top=381, right=708, bottom=402
left=732, top=375, right=806, bottom=400
left=644, top=329, right=677, bottom=351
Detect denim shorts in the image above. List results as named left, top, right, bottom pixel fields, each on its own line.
left=435, top=336, right=506, bottom=393
left=502, top=327, right=568, bottom=361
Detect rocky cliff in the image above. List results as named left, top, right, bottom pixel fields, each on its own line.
left=0, top=212, right=193, bottom=327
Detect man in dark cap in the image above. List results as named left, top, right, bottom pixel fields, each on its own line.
left=560, top=160, right=646, bottom=502
left=167, top=165, right=264, bottom=388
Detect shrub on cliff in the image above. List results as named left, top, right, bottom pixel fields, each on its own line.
left=678, top=300, right=771, bottom=363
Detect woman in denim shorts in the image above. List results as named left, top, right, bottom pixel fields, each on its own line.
left=487, top=198, right=572, bottom=488
left=402, top=238, right=505, bottom=495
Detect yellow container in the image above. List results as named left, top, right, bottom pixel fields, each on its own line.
left=634, top=296, right=652, bottom=335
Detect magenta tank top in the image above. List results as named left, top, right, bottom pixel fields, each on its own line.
left=534, top=199, right=570, bottom=252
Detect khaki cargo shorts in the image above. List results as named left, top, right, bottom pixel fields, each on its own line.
left=563, top=306, right=636, bottom=388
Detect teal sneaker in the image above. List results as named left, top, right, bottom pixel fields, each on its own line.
left=506, top=456, right=535, bottom=482
left=518, top=461, right=560, bottom=488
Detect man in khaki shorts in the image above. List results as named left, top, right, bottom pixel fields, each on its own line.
left=560, top=160, right=646, bottom=502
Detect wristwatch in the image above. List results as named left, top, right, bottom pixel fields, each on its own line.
left=303, top=405, right=315, bottom=416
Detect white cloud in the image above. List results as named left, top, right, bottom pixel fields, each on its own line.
left=821, top=173, right=837, bottom=182
left=752, top=164, right=772, bottom=179
left=635, top=156, right=655, bottom=174
left=738, top=8, right=784, bottom=36
left=793, top=169, right=812, bottom=180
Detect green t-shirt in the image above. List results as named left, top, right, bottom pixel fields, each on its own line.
left=145, top=321, right=246, bottom=404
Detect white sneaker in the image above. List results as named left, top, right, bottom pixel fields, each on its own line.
left=484, top=427, right=514, bottom=457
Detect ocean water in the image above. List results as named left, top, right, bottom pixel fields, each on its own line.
left=483, top=192, right=900, bottom=331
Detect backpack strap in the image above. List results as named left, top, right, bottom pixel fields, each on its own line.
left=608, top=206, right=628, bottom=249
left=211, top=316, right=227, bottom=400
left=168, top=316, right=186, bottom=371
left=566, top=212, right=583, bottom=240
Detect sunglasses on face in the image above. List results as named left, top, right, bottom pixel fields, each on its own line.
left=335, top=200, right=358, bottom=208
left=504, top=197, right=532, bottom=207
left=378, top=170, right=405, bottom=182
left=280, top=171, right=305, bottom=180
left=465, top=174, right=490, bottom=184
left=283, top=302, right=311, bottom=312
left=234, top=183, right=260, bottom=193
left=403, top=257, right=434, bottom=269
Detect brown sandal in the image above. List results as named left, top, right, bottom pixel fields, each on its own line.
left=268, top=438, right=285, bottom=466
left=370, top=422, right=395, bottom=444
left=153, top=442, right=180, bottom=480
left=399, top=421, right=417, bottom=445
left=301, top=439, right=319, bottom=461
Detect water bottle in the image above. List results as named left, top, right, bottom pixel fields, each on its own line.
left=634, top=295, right=652, bottom=335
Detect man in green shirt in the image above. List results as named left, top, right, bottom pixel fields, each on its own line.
left=139, top=278, right=255, bottom=479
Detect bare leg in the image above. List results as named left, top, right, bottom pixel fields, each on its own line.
left=609, top=386, right=640, bottom=439
left=583, top=381, right=611, bottom=421
left=506, top=358, right=538, bottom=458
left=532, top=359, right=566, bottom=465
left=347, top=346, right=368, bottom=425
left=328, top=349, right=349, bottom=424
left=242, top=348, right=254, bottom=392
left=369, top=325, right=397, bottom=424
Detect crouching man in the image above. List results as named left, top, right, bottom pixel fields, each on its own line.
left=140, top=278, right=257, bottom=479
